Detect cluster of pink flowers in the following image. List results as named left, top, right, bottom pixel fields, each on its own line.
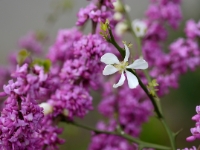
left=187, top=106, right=200, bottom=142
left=140, top=0, right=200, bottom=96
left=0, top=64, right=64, bottom=149
left=76, top=0, right=115, bottom=26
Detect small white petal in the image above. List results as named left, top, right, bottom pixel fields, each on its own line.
left=127, top=58, right=148, bottom=69
left=125, top=70, right=139, bottom=89
left=101, top=53, right=120, bottom=65
left=103, top=65, right=119, bottom=75
left=113, top=72, right=125, bottom=88
left=132, top=19, right=147, bottom=37
left=124, top=44, right=130, bottom=62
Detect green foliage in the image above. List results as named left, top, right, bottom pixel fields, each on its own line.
left=32, top=58, right=52, bottom=73
left=17, top=49, right=30, bottom=66
left=100, top=20, right=110, bottom=40
left=147, top=79, right=159, bottom=97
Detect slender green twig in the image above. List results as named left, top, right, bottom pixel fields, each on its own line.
left=108, top=28, right=125, bottom=57
left=128, top=69, right=163, bottom=118
left=65, top=121, right=171, bottom=150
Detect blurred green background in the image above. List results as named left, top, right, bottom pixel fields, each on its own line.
left=0, top=0, right=200, bottom=149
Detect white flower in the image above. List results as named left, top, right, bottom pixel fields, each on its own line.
left=113, top=0, right=131, bottom=12
left=115, top=22, right=128, bottom=36
left=101, top=44, right=148, bottom=89
left=113, top=12, right=123, bottom=21
left=132, top=19, right=147, bottom=38
left=113, top=0, right=123, bottom=12
left=39, top=102, right=53, bottom=115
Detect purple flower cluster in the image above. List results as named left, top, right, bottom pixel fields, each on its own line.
left=59, top=34, right=109, bottom=89
left=3, top=64, right=52, bottom=102
left=0, top=96, right=43, bottom=150
left=146, top=0, right=182, bottom=28
left=0, top=64, right=44, bottom=149
left=141, top=0, right=200, bottom=95
left=89, top=82, right=153, bottom=149
left=47, top=28, right=82, bottom=62
left=0, top=31, right=45, bottom=93
left=0, top=64, right=64, bottom=149
left=47, top=26, right=114, bottom=120
left=49, top=85, right=93, bottom=118
left=38, top=114, right=65, bottom=150
left=100, top=83, right=152, bottom=137
left=179, top=147, right=197, bottom=150
left=76, top=0, right=114, bottom=26
left=185, top=19, right=200, bottom=39
left=187, top=106, right=200, bottom=142
left=89, top=120, right=138, bottom=150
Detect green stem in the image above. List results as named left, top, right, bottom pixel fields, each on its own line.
left=92, top=21, right=97, bottom=34
left=108, top=28, right=176, bottom=149
left=118, top=0, right=142, bottom=55
left=160, top=119, right=176, bottom=150
left=108, top=28, right=125, bottom=58
left=128, top=69, right=163, bottom=118
left=67, top=121, right=171, bottom=150
left=128, top=69, right=176, bottom=150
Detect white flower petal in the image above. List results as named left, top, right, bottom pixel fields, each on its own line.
left=132, top=19, right=147, bottom=37
left=124, top=44, right=130, bottom=62
left=103, top=65, right=119, bottom=75
left=127, top=58, right=148, bottom=69
left=113, top=72, right=125, bottom=88
left=125, top=70, right=139, bottom=89
left=101, top=53, right=120, bottom=65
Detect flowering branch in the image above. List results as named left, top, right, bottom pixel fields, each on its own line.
left=65, top=120, right=171, bottom=150
left=106, top=20, right=176, bottom=150
left=113, top=1, right=178, bottom=149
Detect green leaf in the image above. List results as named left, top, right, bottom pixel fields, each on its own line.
left=43, top=59, right=51, bottom=73
left=31, top=58, right=52, bottom=73
left=100, top=22, right=108, bottom=31
left=151, top=79, right=159, bottom=87
left=17, top=49, right=30, bottom=65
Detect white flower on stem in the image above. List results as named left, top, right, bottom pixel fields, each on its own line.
left=132, top=19, right=147, bottom=38
left=101, top=44, right=148, bottom=89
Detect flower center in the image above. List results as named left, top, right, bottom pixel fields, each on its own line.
left=114, top=61, right=128, bottom=73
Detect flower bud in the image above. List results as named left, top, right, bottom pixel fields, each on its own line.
left=113, top=0, right=123, bottom=12
left=113, top=12, right=123, bottom=21
left=62, top=109, right=69, bottom=117
left=39, top=102, right=53, bottom=115
left=115, top=22, right=128, bottom=36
